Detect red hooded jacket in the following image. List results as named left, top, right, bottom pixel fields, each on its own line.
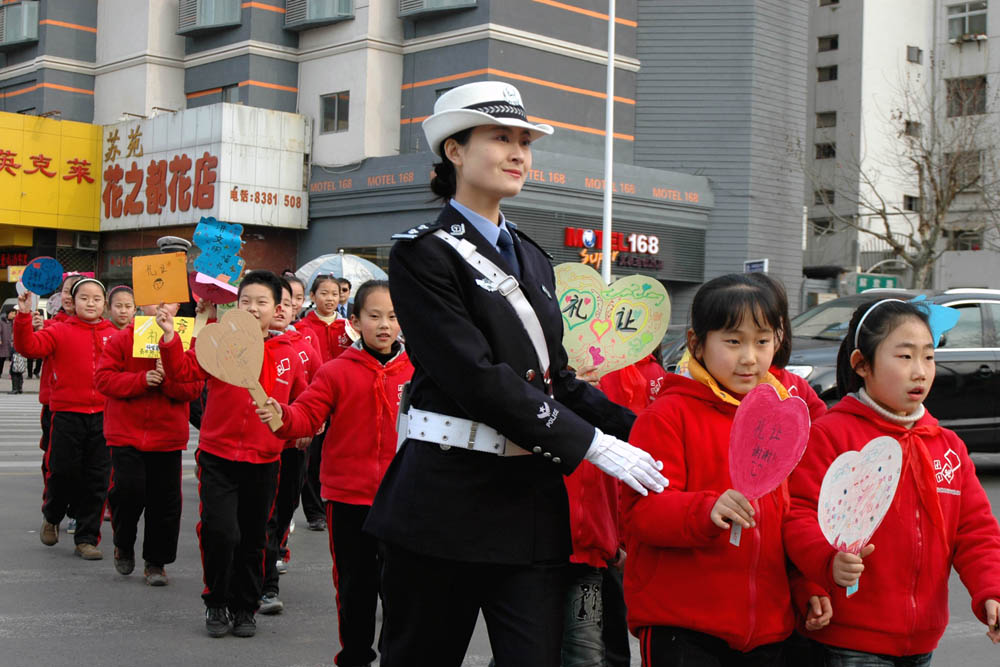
left=277, top=326, right=322, bottom=450
left=159, top=329, right=307, bottom=464
left=784, top=396, right=1000, bottom=656
left=37, top=311, right=68, bottom=406
left=295, top=311, right=352, bottom=363
left=623, top=371, right=826, bottom=651
left=274, top=342, right=413, bottom=505
left=94, top=323, right=204, bottom=451
left=14, top=312, right=117, bottom=414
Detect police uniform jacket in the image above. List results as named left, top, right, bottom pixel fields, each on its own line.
left=365, top=202, right=635, bottom=565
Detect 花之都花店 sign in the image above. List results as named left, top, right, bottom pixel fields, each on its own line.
left=99, top=104, right=310, bottom=231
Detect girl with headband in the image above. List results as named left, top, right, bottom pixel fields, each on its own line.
left=785, top=298, right=1000, bottom=664
left=363, top=80, right=667, bottom=666
left=14, top=278, right=117, bottom=560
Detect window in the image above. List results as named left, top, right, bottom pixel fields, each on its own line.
left=816, top=111, right=837, bottom=128
left=321, top=91, right=350, bottom=133
left=818, top=35, right=839, bottom=52
left=907, top=46, right=923, bottom=63
left=814, top=189, right=835, bottom=205
left=948, top=2, right=987, bottom=40
left=945, top=150, right=983, bottom=188
left=947, top=76, right=987, bottom=116
left=177, top=0, right=241, bottom=35
left=951, top=229, right=984, bottom=250
left=904, top=120, right=922, bottom=137
left=938, top=303, right=983, bottom=347
left=222, top=84, right=240, bottom=103
left=811, top=218, right=834, bottom=236
left=818, top=65, right=839, bottom=82
left=815, top=143, right=837, bottom=159
left=903, top=195, right=921, bottom=211
left=819, top=0, right=839, bottom=5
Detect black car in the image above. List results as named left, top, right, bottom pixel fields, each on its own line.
left=787, top=289, right=1000, bottom=451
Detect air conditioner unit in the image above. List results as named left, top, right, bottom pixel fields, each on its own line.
left=75, top=233, right=99, bottom=252
left=177, top=0, right=241, bottom=36
left=0, top=1, right=39, bottom=51
left=399, top=0, right=476, bottom=19
left=285, top=0, right=354, bottom=30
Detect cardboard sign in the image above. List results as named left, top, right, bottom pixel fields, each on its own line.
left=133, top=316, right=194, bottom=358
left=132, top=252, right=190, bottom=306
left=818, top=436, right=902, bottom=595
left=189, top=271, right=238, bottom=304
left=728, top=383, right=811, bottom=545
left=555, top=263, right=670, bottom=377
left=193, top=216, right=244, bottom=284
left=194, top=308, right=282, bottom=431
left=21, top=256, right=64, bottom=296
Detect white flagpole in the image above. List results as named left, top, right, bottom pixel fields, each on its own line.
left=601, top=0, right=616, bottom=285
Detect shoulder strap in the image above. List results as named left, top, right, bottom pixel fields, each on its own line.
left=432, top=230, right=551, bottom=389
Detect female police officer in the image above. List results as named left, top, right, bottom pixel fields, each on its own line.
left=364, top=81, right=668, bottom=667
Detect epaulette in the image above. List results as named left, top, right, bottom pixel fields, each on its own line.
left=391, top=221, right=444, bottom=241
left=513, top=227, right=554, bottom=260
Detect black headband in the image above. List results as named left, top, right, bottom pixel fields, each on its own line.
left=464, top=100, right=528, bottom=122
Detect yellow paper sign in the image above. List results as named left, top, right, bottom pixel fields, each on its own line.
left=132, top=315, right=194, bottom=358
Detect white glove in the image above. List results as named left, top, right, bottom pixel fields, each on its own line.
left=585, top=429, right=668, bottom=496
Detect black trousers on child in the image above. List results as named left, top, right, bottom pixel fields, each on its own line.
left=326, top=501, right=380, bottom=667
left=109, top=447, right=182, bottom=566
left=43, top=412, right=110, bottom=546
left=378, top=542, right=567, bottom=667
left=262, top=447, right=307, bottom=595
left=636, top=626, right=785, bottom=667
left=196, top=449, right=279, bottom=612
left=300, top=431, right=326, bottom=523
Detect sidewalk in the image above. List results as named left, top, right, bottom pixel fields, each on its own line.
left=3, top=373, right=40, bottom=395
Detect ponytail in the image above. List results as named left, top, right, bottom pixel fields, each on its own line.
left=430, top=129, right=473, bottom=201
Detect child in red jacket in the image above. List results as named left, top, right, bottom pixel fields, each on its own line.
left=260, top=280, right=413, bottom=667
left=15, top=279, right=117, bottom=560
left=155, top=270, right=307, bottom=640
left=106, top=285, right=136, bottom=329
left=623, top=274, right=831, bottom=666
left=296, top=274, right=353, bottom=531
left=95, top=300, right=203, bottom=586
left=259, top=279, right=322, bottom=614
left=784, top=298, right=1000, bottom=665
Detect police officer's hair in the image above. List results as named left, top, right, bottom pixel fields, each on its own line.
left=351, top=280, right=390, bottom=319
left=430, top=128, right=474, bottom=201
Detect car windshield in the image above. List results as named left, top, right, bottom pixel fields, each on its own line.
left=791, top=300, right=863, bottom=340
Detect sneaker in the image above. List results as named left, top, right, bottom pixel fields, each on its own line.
left=231, top=608, right=257, bottom=637
left=275, top=559, right=288, bottom=575
left=40, top=519, right=58, bottom=546
left=288, top=518, right=295, bottom=534
left=307, top=518, right=327, bottom=531
left=66, top=519, right=77, bottom=535
left=259, top=592, right=284, bottom=615
left=74, top=543, right=103, bottom=560
left=144, top=564, right=168, bottom=587
left=114, top=547, right=135, bottom=575
left=205, top=607, right=230, bottom=638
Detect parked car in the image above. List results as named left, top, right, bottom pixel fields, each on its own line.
left=787, top=289, right=1000, bottom=452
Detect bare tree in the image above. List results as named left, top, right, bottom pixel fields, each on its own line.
left=797, top=56, right=1000, bottom=288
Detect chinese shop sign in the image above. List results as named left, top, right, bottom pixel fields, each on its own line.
left=0, top=111, right=102, bottom=231
left=100, top=104, right=310, bottom=231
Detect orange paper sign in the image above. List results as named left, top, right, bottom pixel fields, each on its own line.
left=132, top=252, right=189, bottom=306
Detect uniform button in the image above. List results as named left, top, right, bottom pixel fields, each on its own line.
left=543, top=452, right=552, bottom=458
left=553, top=457, right=561, bottom=464
left=525, top=369, right=537, bottom=381
left=532, top=446, right=542, bottom=454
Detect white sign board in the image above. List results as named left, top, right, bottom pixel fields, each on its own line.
left=100, top=103, right=310, bottom=231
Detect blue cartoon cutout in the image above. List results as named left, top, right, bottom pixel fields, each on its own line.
left=193, top=217, right=245, bottom=284
left=910, top=295, right=961, bottom=348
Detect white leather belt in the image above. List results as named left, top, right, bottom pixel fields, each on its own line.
left=406, top=408, right=531, bottom=457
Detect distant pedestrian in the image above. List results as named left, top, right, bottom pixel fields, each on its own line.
left=0, top=307, right=12, bottom=378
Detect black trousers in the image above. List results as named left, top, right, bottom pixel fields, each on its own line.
left=196, top=449, right=279, bottom=612
left=43, top=412, right=110, bottom=546
left=378, top=543, right=567, bottom=667
left=10, top=371, right=22, bottom=393
left=109, top=447, right=182, bottom=567
left=636, top=626, right=785, bottom=667
left=29, top=357, right=41, bottom=378
left=327, top=501, right=380, bottom=667
left=602, top=565, right=631, bottom=667
left=300, top=431, right=326, bottom=523
left=263, top=447, right=307, bottom=595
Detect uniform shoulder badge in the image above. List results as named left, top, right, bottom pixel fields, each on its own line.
left=391, top=221, right=444, bottom=242
left=449, top=223, right=466, bottom=236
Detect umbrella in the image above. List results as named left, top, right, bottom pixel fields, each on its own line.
left=296, top=253, right=388, bottom=305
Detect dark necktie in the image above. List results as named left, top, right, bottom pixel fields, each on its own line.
left=496, top=227, right=520, bottom=278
